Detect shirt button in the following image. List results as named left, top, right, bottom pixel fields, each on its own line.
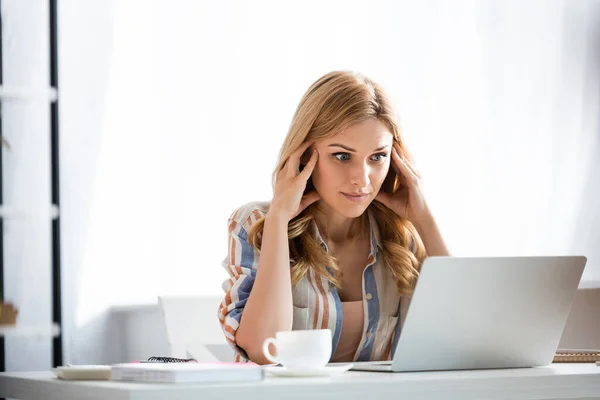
left=366, top=332, right=373, bottom=338
left=365, top=293, right=373, bottom=300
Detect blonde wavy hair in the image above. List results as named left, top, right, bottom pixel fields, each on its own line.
left=248, top=71, right=427, bottom=295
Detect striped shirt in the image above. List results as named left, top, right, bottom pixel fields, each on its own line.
left=218, top=201, right=413, bottom=362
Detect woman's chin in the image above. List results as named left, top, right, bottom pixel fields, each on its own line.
left=318, top=197, right=371, bottom=219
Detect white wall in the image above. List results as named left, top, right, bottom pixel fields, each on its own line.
left=58, top=0, right=117, bottom=366
left=48, top=0, right=600, bottom=367
left=559, top=288, right=600, bottom=350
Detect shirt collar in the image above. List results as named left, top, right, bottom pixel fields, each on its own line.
left=366, top=207, right=382, bottom=261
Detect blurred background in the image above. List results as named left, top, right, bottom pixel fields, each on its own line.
left=1, top=0, right=599, bottom=371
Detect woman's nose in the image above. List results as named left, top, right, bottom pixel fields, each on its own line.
left=349, top=164, right=369, bottom=187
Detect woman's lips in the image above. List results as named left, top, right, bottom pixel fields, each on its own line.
left=342, top=192, right=370, bottom=203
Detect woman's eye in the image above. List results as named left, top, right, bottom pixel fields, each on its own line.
left=333, top=153, right=388, bottom=162
left=333, top=153, right=351, bottom=162
left=371, top=153, right=388, bottom=162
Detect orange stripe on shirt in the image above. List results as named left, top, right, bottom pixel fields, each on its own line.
left=307, top=270, right=321, bottom=330
left=224, top=323, right=237, bottom=336
left=315, top=275, right=330, bottom=329
left=229, top=219, right=238, bottom=234
left=252, top=209, right=262, bottom=225
left=226, top=219, right=240, bottom=277
left=217, top=308, right=226, bottom=324
left=233, top=265, right=244, bottom=277
left=223, top=290, right=233, bottom=309
left=230, top=208, right=242, bottom=224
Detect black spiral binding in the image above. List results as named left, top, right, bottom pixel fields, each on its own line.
left=146, top=356, right=198, bottom=363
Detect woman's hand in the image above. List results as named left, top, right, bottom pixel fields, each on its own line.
left=375, top=143, right=429, bottom=223
left=269, top=141, right=320, bottom=222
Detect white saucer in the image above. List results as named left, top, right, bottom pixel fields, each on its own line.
left=265, top=363, right=353, bottom=377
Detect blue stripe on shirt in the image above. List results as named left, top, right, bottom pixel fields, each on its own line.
left=228, top=307, right=244, bottom=323
left=370, top=229, right=378, bottom=254
left=230, top=226, right=258, bottom=322
left=230, top=276, right=256, bottom=323
left=357, top=265, right=380, bottom=361
left=237, top=227, right=256, bottom=268
left=330, top=286, right=343, bottom=360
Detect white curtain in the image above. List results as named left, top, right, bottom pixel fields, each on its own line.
left=2, top=0, right=53, bottom=371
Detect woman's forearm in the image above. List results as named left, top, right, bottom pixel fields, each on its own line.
left=235, top=211, right=294, bottom=364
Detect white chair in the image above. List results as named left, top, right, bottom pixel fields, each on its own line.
left=158, top=295, right=234, bottom=362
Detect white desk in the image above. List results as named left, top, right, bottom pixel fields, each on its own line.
left=1, top=364, right=599, bottom=400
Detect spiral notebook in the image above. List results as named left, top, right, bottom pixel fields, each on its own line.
left=553, top=349, right=600, bottom=363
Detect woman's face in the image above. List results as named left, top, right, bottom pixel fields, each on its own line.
left=310, top=119, right=394, bottom=218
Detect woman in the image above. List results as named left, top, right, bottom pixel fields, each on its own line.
left=218, top=71, right=450, bottom=364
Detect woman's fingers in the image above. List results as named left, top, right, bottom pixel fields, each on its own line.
left=287, top=141, right=314, bottom=178
left=298, top=191, right=321, bottom=215
left=296, top=148, right=318, bottom=182
left=394, top=144, right=421, bottom=178
left=401, top=155, right=421, bottom=178
left=392, top=147, right=419, bottom=184
left=273, top=142, right=321, bottom=221
left=375, top=191, right=392, bottom=209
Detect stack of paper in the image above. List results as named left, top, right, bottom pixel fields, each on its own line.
left=110, top=362, right=264, bottom=383
left=53, top=365, right=112, bottom=380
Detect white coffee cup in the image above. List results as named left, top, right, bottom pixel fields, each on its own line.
left=262, top=329, right=332, bottom=369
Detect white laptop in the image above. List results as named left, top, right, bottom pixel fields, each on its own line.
left=351, top=255, right=587, bottom=372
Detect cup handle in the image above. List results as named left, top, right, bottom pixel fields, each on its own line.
left=262, top=337, right=279, bottom=364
